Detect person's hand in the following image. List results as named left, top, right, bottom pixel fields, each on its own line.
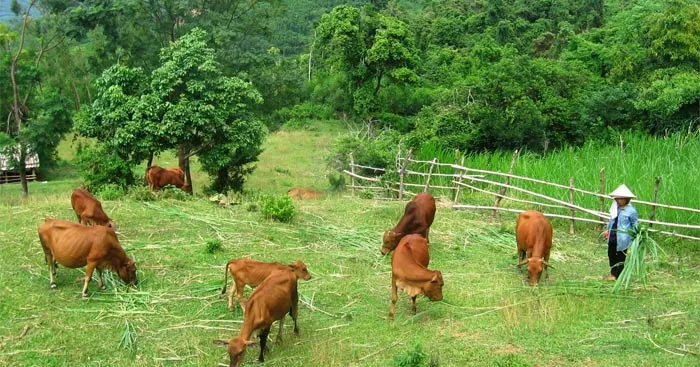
left=603, top=230, right=609, bottom=239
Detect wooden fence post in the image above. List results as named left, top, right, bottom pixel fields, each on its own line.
left=424, top=158, right=437, bottom=192
left=453, top=156, right=466, bottom=204
left=569, top=177, right=575, bottom=235
left=650, top=176, right=662, bottom=227
left=349, top=153, right=356, bottom=197
left=398, top=150, right=407, bottom=200
left=599, top=168, right=606, bottom=230
left=493, top=149, right=519, bottom=217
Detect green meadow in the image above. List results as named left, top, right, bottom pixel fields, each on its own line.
left=1, top=123, right=698, bottom=366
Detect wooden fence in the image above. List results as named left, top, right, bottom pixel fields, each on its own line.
left=343, top=151, right=700, bottom=242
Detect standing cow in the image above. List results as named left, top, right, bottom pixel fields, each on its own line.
left=145, top=165, right=190, bottom=192
left=38, top=219, right=137, bottom=297
left=382, top=192, right=436, bottom=255
left=70, top=188, right=117, bottom=229
left=516, top=210, right=553, bottom=286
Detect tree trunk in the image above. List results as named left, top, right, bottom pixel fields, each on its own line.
left=177, top=145, right=193, bottom=194
left=19, top=147, right=28, bottom=198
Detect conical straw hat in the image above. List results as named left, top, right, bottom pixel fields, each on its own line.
left=609, top=184, right=636, bottom=198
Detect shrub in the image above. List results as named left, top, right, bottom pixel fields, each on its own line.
left=328, top=172, right=346, bottom=191
left=275, top=102, right=336, bottom=130
left=97, top=184, right=126, bottom=201
left=158, top=186, right=191, bottom=201
left=127, top=185, right=156, bottom=202
left=259, top=194, right=295, bottom=222
left=205, top=239, right=223, bottom=254
left=75, top=142, right=136, bottom=192
left=393, top=344, right=430, bottom=367
left=359, top=189, right=374, bottom=199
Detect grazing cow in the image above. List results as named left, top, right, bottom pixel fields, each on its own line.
left=221, top=259, right=311, bottom=313
left=515, top=210, right=553, bottom=286
left=70, top=188, right=117, bottom=229
left=287, top=187, right=323, bottom=200
left=37, top=219, right=137, bottom=297
left=215, top=269, right=300, bottom=367
left=145, top=165, right=190, bottom=192
left=389, top=234, right=444, bottom=319
left=382, top=192, right=436, bottom=255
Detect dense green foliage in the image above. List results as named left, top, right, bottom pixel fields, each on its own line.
left=1, top=0, right=699, bottom=199
left=259, top=193, right=296, bottom=222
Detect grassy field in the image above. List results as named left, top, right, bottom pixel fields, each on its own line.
left=0, top=122, right=698, bottom=366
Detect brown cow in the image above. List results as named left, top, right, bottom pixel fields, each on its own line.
left=516, top=210, right=553, bottom=286
left=70, top=188, right=117, bottom=229
left=37, top=219, right=137, bottom=297
left=287, top=187, right=323, bottom=200
left=145, top=165, right=190, bottom=192
left=221, top=259, right=311, bottom=313
left=382, top=192, right=436, bottom=255
left=389, top=234, right=444, bottom=319
left=215, top=269, right=300, bottom=367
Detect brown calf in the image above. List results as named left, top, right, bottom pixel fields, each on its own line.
left=37, top=219, right=137, bottom=297
left=516, top=210, right=553, bottom=286
left=221, top=259, right=311, bottom=313
left=382, top=192, right=436, bottom=255
left=389, top=234, right=444, bottom=319
left=215, top=269, right=300, bottom=367
left=70, top=188, right=117, bottom=229
left=145, top=165, right=190, bottom=192
left=287, top=187, right=323, bottom=200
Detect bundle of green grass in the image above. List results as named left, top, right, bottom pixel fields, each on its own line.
left=614, top=227, right=663, bottom=291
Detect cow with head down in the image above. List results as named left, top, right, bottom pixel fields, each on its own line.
left=516, top=210, right=553, bottom=286
left=215, top=268, right=300, bottom=367
left=38, top=219, right=137, bottom=297
left=382, top=192, right=436, bottom=255
left=145, top=165, right=190, bottom=192
left=71, top=188, right=117, bottom=230
left=389, top=234, right=444, bottom=319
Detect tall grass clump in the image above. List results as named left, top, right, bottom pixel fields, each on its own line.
left=407, top=132, right=699, bottom=235
left=393, top=344, right=437, bottom=367
left=614, top=227, right=663, bottom=291
left=97, top=184, right=126, bottom=201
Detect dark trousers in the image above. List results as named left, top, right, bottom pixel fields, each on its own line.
left=608, top=240, right=627, bottom=278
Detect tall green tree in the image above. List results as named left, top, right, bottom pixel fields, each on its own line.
left=76, top=28, right=267, bottom=193
left=316, top=5, right=418, bottom=134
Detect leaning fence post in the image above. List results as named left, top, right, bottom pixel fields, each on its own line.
left=424, top=158, right=437, bottom=192
left=599, top=168, right=606, bottom=230
left=649, top=176, right=662, bottom=227
left=349, top=153, right=356, bottom=197
left=569, top=177, right=575, bottom=235
left=493, top=149, right=519, bottom=217
left=453, top=156, right=466, bottom=204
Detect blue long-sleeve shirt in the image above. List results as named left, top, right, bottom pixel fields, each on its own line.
left=607, top=204, right=639, bottom=251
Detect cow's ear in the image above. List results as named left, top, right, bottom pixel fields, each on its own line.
left=244, top=340, right=256, bottom=346
left=213, top=339, right=229, bottom=346
left=430, top=274, right=439, bottom=283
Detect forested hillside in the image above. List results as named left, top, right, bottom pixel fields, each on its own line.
left=1, top=0, right=698, bottom=194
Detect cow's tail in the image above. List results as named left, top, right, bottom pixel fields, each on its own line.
left=221, top=261, right=231, bottom=294
left=144, top=166, right=152, bottom=186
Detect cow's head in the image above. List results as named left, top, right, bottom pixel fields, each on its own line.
left=525, top=257, right=548, bottom=286
left=290, top=260, right=312, bottom=281
left=424, top=271, right=444, bottom=301
left=117, top=257, right=138, bottom=286
left=381, top=230, right=402, bottom=255
left=181, top=182, right=191, bottom=193
left=214, top=337, right=254, bottom=367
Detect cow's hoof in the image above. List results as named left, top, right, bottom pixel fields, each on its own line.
left=228, top=306, right=234, bottom=312
left=81, top=293, right=89, bottom=298
left=50, top=283, right=57, bottom=289
left=99, top=285, right=107, bottom=290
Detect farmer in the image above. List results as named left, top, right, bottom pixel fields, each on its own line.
left=603, top=184, right=639, bottom=281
